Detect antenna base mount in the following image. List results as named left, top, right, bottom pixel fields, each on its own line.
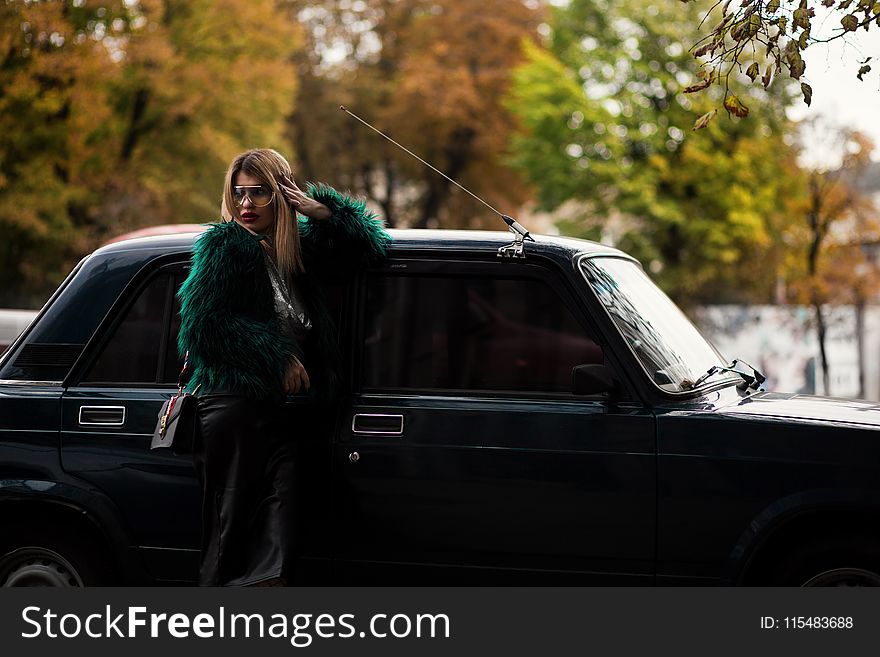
left=498, top=215, right=534, bottom=259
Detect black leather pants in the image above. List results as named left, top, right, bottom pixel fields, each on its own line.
left=192, top=394, right=300, bottom=586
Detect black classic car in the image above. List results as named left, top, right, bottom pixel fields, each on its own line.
left=1, top=228, right=879, bottom=587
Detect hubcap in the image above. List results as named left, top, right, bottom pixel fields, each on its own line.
left=0, top=548, right=84, bottom=587
left=802, top=567, right=880, bottom=587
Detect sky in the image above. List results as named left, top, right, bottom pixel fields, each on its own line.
left=773, top=6, right=880, bottom=166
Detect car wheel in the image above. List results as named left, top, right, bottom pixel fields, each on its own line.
left=800, top=567, right=880, bottom=587
left=0, top=531, right=115, bottom=587
left=774, top=537, right=880, bottom=587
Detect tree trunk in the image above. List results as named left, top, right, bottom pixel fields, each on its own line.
left=361, top=161, right=396, bottom=228
left=415, top=178, right=446, bottom=229
left=812, top=298, right=830, bottom=395
left=381, top=158, right=396, bottom=227
left=856, top=300, right=865, bottom=399
left=806, top=175, right=828, bottom=394
left=121, top=87, right=150, bottom=162
left=413, top=126, right=475, bottom=228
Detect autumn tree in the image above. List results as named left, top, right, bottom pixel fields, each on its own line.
left=783, top=127, right=878, bottom=394
left=506, top=0, right=801, bottom=304
left=287, top=0, right=543, bottom=228
left=0, top=0, right=301, bottom=306
left=285, top=0, right=420, bottom=225
left=0, top=0, right=131, bottom=306
left=97, top=0, right=301, bottom=239
left=680, top=0, right=879, bottom=126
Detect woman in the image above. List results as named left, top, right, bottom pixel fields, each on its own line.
left=176, top=148, right=389, bottom=586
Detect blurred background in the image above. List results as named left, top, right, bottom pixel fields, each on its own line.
left=1, top=0, right=878, bottom=397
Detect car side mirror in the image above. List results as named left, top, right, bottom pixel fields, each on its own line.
left=571, top=364, right=616, bottom=396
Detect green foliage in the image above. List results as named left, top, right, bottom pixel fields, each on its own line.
left=506, top=0, right=802, bottom=303
left=2, top=0, right=871, bottom=313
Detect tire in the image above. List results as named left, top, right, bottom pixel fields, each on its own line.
left=0, top=528, right=116, bottom=587
left=772, top=536, right=880, bottom=587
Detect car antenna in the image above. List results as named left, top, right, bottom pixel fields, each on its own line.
left=340, top=105, right=535, bottom=259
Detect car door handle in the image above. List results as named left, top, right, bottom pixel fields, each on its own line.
left=351, top=413, right=404, bottom=436
left=78, top=405, right=126, bottom=427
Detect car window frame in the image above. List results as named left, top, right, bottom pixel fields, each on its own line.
left=352, top=254, right=635, bottom=402
left=577, top=252, right=740, bottom=401
left=67, top=258, right=190, bottom=389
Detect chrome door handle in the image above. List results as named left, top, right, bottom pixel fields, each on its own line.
left=78, top=405, right=126, bottom=427
left=351, top=413, right=404, bottom=435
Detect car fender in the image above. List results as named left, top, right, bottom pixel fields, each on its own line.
left=0, top=478, right=147, bottom=584
left=721, top=487, right=880, bottom=584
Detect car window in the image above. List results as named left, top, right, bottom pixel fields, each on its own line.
left=82, top=270, right=185, bottom=386
left=362, top=272, right=604, bottom=394
left=581, top=256, right=725, bottom=391
left=161, top=272, right=187, bottom=384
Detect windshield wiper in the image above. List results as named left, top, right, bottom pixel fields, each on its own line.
left=680, top=359, right=766, bottom=392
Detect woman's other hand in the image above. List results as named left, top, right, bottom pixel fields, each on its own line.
left=278, top=176, right=331, bottom=220
left=283, top=356, right=311, bottom=395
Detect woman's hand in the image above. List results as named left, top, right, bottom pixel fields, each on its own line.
left=278, top=176, right=331, bottom=220
left=283, top=356, right=311, bottom=395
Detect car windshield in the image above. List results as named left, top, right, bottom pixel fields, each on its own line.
left=580, top=256, right=728, bottom=392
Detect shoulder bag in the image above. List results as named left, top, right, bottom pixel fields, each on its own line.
left=151, top=352, right=201, bottom=454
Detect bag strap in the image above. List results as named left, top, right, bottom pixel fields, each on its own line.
left=175, top=352, right=201, bottom=398
left=177, top=350, right=189, bottom=395
left=161, top=353, right=199, bottom=434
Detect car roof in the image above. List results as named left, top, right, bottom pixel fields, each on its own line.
left=90, top=226, right=632, bottom=261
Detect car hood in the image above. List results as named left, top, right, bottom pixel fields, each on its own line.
left=716, top=391, right=880, bottom=429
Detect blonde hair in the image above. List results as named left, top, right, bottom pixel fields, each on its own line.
left=220, top=148, right=304, bottom=281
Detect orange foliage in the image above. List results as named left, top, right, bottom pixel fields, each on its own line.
left=289, top=0, right=544, bottom=228
left=784, top=132, right=880, bottom=307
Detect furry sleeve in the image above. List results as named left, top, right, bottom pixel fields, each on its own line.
left=176, top=221, right=296, bottom=399
left=299, top=183, right=391, bottom=278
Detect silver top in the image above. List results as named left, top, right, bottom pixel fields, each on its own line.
left=263, top=251, right=312, bottom=347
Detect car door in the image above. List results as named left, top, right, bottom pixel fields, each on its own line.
left=59, top=260, right=339, bottom=583
left=333, top=257, right=656, bottom=584
left=59, top=263, right=202, bottom=582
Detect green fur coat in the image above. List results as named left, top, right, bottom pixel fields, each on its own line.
left=176, top=183, right=390, bottom=403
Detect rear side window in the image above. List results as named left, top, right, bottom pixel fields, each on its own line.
left=82, top=270, right=186, bottom=386
left=362, top=273, right=603, bottom=394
